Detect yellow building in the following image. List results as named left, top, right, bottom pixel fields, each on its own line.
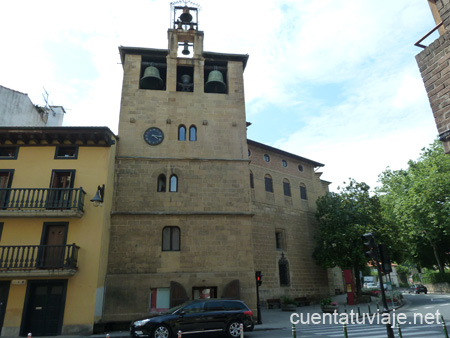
left=0, top=127, right=117, bottom=336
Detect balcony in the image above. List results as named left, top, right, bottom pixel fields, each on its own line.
left=0, top=244, right=79, bottom=277
left=0, top=188, right=86, bottom=218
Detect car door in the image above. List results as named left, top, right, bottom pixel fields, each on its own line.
left=202, top=301, right=227, bottom=332
left=174, top=301, right=205, bottom=333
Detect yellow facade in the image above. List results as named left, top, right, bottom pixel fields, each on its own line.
left=0, top=127, right=116, bottom=336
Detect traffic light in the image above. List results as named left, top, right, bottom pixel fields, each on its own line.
left=378, top=243, right=392, bottom=274
left=255, top=271, right=262, bottom=286
left=361, top=232, right=378, bottom=259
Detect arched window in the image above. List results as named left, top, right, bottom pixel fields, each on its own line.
left=189, top=125, right=197, bottom=141
left=178, top=125, right=186, bottom=141
left=162, top=226, right=180, bottom=251
left=264, top=174, right=273, bottom=193
left=157, top=174, right=166, bottom=192
left=249, top=171, right=254, bottom=189
left=279, top=253, right=290, bottom=286
left=169, top=175, right=178, bottom=192
left=283, top=178, right=291, bottom=196
left=300, top=184, right=307, bottom=200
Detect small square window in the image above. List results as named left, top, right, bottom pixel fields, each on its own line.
left=0, top=147, right=18, bottom=159
left=55, top=146, right=78, bottom=159
left=275, top=231, right=284, bottom=250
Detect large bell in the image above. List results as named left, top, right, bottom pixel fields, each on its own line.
left=180, top=6, right=192, bottom=23
left=140, top=66, right=163, bottom=90
left=205, top=70, right=226, bottom=93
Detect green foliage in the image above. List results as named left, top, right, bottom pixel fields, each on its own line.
left=281, top=296, right=297, bottom=305
left=313, top=179, right=384, bottom=271
left=377, top=139, right=450, bottom=272
left=320, top=297, right=332, bottom=306
left=421, top=271, right=450, bottom=284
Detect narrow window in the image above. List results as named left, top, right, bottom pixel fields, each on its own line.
left=189, top=125, right=197, bottom=141
left=249, top=171, right=254, bottom=189
left=178, top=125, right=186, bottom=141
left=300, top=184, right=307, bottom=200
left=275, top=230, right=284, bottom=250
left=283, top=179, right=291, bottom=196
left=169, top=175, right=178, bottom=192
left=157, top=174, right=166, bottom=192
left=264, top=174, right=273, bottom=193
left=282, top=160, right=287, bottom=167
left=0, top=223, right=3, bottom=241
left=279, top=253, right=290, bottom=286
left=162, top=226, right=180, bottom=251
left=264, top=154, right=270, bottom=162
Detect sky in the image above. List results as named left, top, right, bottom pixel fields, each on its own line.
left=0, top=0, right=440, bottom=192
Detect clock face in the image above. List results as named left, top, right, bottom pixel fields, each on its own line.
left=144, top=127, right=164, bottom=145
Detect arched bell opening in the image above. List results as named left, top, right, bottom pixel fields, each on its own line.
left=204, top=62, right=227, bottom=94
left=177, top=66, right=194, bottom=92
left=139, top=58, right=167, bottom=91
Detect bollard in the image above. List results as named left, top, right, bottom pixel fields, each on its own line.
left=377, top=303, right=380, bottom=312
left=292, top=323, right=297, bottom=338
left=343, top=322, right=348, bottom=338
left=397, top=319, right=403, bottom=338
left=441, top=315, right=449, bottom=338
left=368, top=305, right=371, bottom=316
left=28, top=334, right=32, bottom=338
left=178, top=330, right=182, bottom=338
left=240, top=323, right=244, bottom=338
left=357, top=306, right=361, bottom=319
left=106, top=335, right=110, bottom=338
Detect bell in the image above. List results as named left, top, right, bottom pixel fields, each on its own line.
left=140, top=66, right=163, bottom=90
left=180, top=6, right=192, bottom=23
left=182, top=41, right=190, bottom=55
left=181, top=74, right=192, bottom=84
left=205, top=70, right=226, bottom=93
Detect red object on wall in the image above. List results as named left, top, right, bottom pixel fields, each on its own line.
left=344, top=269, right=356, bottom=305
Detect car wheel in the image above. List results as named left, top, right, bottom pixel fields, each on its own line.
left=227, top=321, right=242, bottom=338
left=153, top=325, right=171, bottom=338
left=425, top=291, right=428, bottom=294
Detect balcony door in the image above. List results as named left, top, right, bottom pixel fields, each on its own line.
left=38, top=223, right=68, bottom=268
left=0, top=170, right=14, bottom=209
left=48, top=170, right=75, bottom=209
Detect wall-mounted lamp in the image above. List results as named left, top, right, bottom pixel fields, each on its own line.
left=90, top=184, right=105, bottom=207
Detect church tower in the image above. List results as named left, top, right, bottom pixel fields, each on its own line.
left=104, top=2, right=255, bottom=323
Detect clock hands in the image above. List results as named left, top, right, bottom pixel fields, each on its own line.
left=152, top=135, right=162, bottom=139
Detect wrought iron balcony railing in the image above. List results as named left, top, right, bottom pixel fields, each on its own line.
left=0, top=187, right=85, bottom=211
left=0, top=244, right=79, bottom=270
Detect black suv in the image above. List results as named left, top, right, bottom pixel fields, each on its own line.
left=409, top=284, right=428, bottom=294
left=130, top=299, right=254, bottom=338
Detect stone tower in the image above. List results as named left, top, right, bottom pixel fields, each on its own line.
left=104, top=3, right=255, bottom=323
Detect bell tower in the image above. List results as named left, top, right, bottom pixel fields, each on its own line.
left=105, top=1, right=255, bottom=323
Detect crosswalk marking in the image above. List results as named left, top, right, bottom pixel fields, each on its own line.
left=293, top=323, right=444, bottom=337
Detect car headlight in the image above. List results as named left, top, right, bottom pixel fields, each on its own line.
left=133, top=319, right=151, bottom=327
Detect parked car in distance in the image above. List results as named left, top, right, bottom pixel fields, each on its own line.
left=130, top=299, right=254, bottom=338
left=365, top=283, right=377, bottom=289
left=409, top=284, right=428, bottom=294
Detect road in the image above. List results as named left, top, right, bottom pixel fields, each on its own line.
left=243, top=293, right=450, bottom=338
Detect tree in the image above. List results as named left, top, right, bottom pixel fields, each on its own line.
left=377, top=140, right=450, bottom=272
left=313, top=179, right=384, bottom=295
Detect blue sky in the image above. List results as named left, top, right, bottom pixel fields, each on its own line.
left=0, top=0, right=439, bottom=191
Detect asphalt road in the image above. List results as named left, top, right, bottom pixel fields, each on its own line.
left=242, top=293, right=450, bottom=338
